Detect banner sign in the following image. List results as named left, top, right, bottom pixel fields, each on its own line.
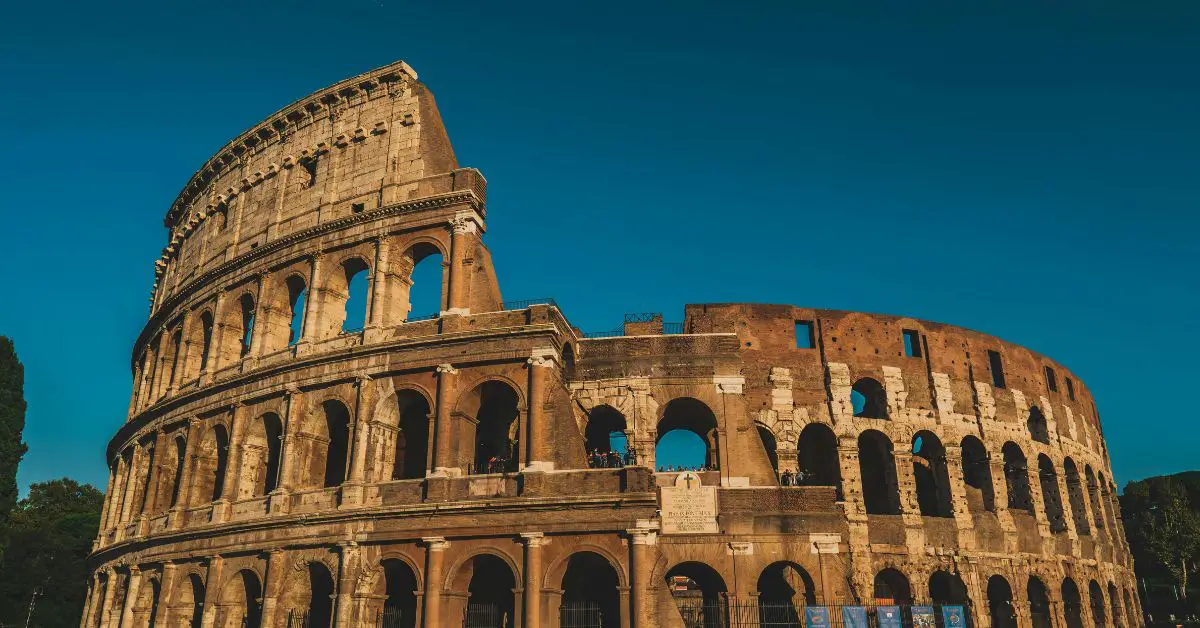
left=805, top=606, right=830, bottom=628
left=843, top=606, right=869, bottom=628
left=876, top=606, right=903, bottom=628
left=942, top=605, right=967, bottom=628
left=912, top=606, right=937, bottom=628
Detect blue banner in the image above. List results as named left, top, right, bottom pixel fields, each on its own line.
left=912, top=606, right=937, bottom=628
left=805, top=605, right=830, bottom=628
left=942, top=605, right=967, bottom=628
left=843, top=606, right=869, bottom=628
left=876, top=606, right=903, bottom=628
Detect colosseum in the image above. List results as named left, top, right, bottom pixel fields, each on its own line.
left=81, top=60, right=1141, bottom=628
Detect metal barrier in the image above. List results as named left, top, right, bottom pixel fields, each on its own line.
left=376, top=605, right=412, bottom=628
left=668, top=601, right=974, bottom=628
left=502, top=298, right=558, bottom=310
left=463, top=602, right=512, bottom=627
left=560, top=601, right=610, bottom=627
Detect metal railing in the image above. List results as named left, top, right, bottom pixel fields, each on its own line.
left=668, top=600, right=975, bottom=628
left=560, top=601, right=614, bottom=627
left=582, top=323, right=686, bottom=338
left=405, top=312, right=440, bottom=322
left=375, top=605, right=413, bottom=628
left=501, top=297, right=558, bottom=310
left=463, top=602, right=512, bottom=627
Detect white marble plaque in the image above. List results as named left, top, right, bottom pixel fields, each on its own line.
left=659, top=472, right=719, bottom=534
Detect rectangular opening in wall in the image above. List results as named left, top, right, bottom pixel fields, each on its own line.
left=351, top=202, right=365, bottom=213
left=1066, top=377, right=1075, bottom=400
left=795, top=320, right=814, bottom=349
left=987, top=350, right=1006, bottom=388
left=1045, top=366, right=1058, bottom=392
left=902, top=329, right=922, bottom=357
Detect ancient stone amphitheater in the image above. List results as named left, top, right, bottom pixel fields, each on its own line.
left=82, top=61, right=1141, bottom=628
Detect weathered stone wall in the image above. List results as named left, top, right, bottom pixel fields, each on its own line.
left=80, top=62, right=1141, bottom=628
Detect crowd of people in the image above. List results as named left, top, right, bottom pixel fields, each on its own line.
left=586, top=446, right=637, bottom=469
left=656, top=464, right=717, bottom=473
left=778, top=469, right=813, bottom=486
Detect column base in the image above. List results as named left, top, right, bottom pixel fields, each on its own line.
left=210, top=499, right=230, bottom=524
left=429, top=467, right=463, bottom=478
left=523, top=461, right=556, bottom=472
left=441, top=308, right=469, bottom=316
left=339, top=483, right=365, bottom=508
left=267, top=489, right=291, bottom=515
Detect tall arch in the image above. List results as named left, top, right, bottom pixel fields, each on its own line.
left=656, top=398, right=720, bottom=470
left=1085, top=465, right=1105, bottom=532
left=175, top=573, right=205, bottom=628
left=1063, top=578, right=1085, bottom=628
left=584, top=405, right=628, bottom=461
left=219, top=570, right=262, bottom=628
left=285, top=274, right=307, bottom=347
left=1089, top=580, right=1106, bottom=628
left=1064, top=458, right=1090, bottom=536
left=1028, top=577, right=1052, bottom=628
left=913, top=431, right=953, bottom=517
left=186, top=311, right=215, bottom=380
left=960, top=436, right=995, bottom=512
left=987, top=575, right=1017, bottom=628
left=238, top=413, right=283, bottom=499
left=929, top=571, right=972, bottom=627
left=456, top=554, right=517, bottom=628
left=560, top=552, right=621, bottom=627
left=459, top=381, right=521, bottom=474
left=238, top=294, right=256, bottom=358
left=757, top=561, right=816, bottom=624
left=281, top=561, right=336, bottom=628
left=1028, top=406, right=1050, bottom=444
left=859, top=430, right=901, bottom=515
left=1107, top=582, right=1122, bottom=628
left=371, top=559, right=419, bottom=628
left=401, top=242, right=445, bottom=320
left=757, top=425, right=779, bottom=474
left=335, top=257, right=371, bottom=333
left=665, top=562, right=728, bottom=627
left=852, top=378, right=888, bottom=419
left=393, top=390, right=431, bottom=480
left=1038, top=454, right=1067, bottom=532
left=797, top=423, right=840, bottom=488
left=166, top=435, right=187, bottom=509
left=1002, top=442, right=1033, bottom=512
left=191, top=424, right=229, bottom=505
left=873, top=568, right=913, bottom=605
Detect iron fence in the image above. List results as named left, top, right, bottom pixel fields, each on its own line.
left=463, top=602, right=512, bottom=627
left=663, top=322, right=686, bottom=334
left=502, top=298, right=558, bottom=310
left=666, top=600, right=975, bottom=628
left=405, top=312, right=440, bottom=322
left=582, top=328, right=623, bottom=338
left=375, top=605, right=413, bottom=628
left=560, top=601, right=612, bottom=627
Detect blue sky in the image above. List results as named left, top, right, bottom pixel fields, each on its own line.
left=1, top=1, right=1197, bottom=493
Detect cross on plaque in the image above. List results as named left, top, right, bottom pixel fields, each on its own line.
left=685, top=474, right=694, bottom=489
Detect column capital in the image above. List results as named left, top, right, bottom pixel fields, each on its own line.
left=422, top=536, right=450, bottom=551
left=450, top=216, right=479, bottom=234
left=714, top=375, right=745, bottom=394
left=627, top=529, right=658, bottom=545
left=355, top=374, right=372, bottom=385
left=284, top=384, right=301, bottom=396
left=436, top=364, right=458, bottom=376
left=520, top=532, right=549, bottom=547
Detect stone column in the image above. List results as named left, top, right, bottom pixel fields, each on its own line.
left=446, top=217, right=476, bottom=315
left=521, top=533, right=548, bottom=628
left=422, top=537, right=450, bottom=628
left=79, top=572, right=100, bottom=628
left=118, top=566, right=143, bottom=628
left=336, top=542, right=361, bottom=627
left=525, top=353, right=553, bottom=471
left=97, top=568, right=118, bottom=628
left=118, top=444, right=144, bottom=526
left=343, top=376, right=373, bottom=505
left=213, top=403, right=243, bottom=522
left=171, top=419, right=201, bottom=528
left=367, top=236, right=391, bottom=329
left=159, top=562, right=179, bottom=627
left=202, top=290, right=227, bottom=382
left=248, top=272, right=271, bottom=359
left=259, top=549, right=287, bottom=628
left=300, top=254, right=325, bottom=343
left=171, top=311, right=193, bottom=392
left=628, top=525, right=658, bottom=628
left=432, top=365, right=458, bottom=476
left=99, top=461, right=119, bottom=533
left=200, top=556, right=224, bottom=628
left=271, top=387, right=301, bottom=514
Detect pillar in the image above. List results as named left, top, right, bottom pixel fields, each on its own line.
left=344, top=375, right=372, bottom=505
left=215, top=403, right=243, bottom=519
left=300, top=254, right=325, bottom=343
left=80, top=572, right=100, bottom=628
left=99, top=460, right=119, bottom=533
left=336, top=543, right=361, bottom=627
left=172, top=419, right=202, bottom=527
left=199, top=556, right=223, bottom=628
left=432, top=365, right=458, bottom=475
left=273, top=386, right=301, bottom=506
left=201, top=290, right=226, bottom=382
left=97, top=568, right=118, bottom=628
left=259, top=550, right=287, bottom=628
left=367, top=236, right=391, bottom=328
left=628, top=525, right=657, bottom=628
left=159, top=562, right=179, bottom=627
left=525, top=354, right=553, bottom=471
left=446, top=217, right=476, bottom=314
left=118, top=566, right=143, bottom=628
left=521, top=533, right=547, bottom=628
left=248, top=272, right=271, bottom=359
left=422, top=537, right=450, bottom=628
left=118, top=444, right=144, bottom=526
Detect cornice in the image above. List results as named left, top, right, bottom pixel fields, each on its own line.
left=135, top=189, right=481, bottom=361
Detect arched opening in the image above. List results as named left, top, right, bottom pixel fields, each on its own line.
left=1085, top=466, right=1105, bottom=532
left=560, top=552, right=621, bottom=627
left=913, top=431, right=953, bottom=517
left=665, top=562, right=728, bottom=627
left=757, top=562, right=816, bottom=624
left=797, top=423, right=840, bottom=488
left=930, top=571, right=972, bottom=628
left=191, top=425, right=228, bottom=505
left=239, top=413, right=282, bottom=498
left=562, top=344, right=576, bottom=380
left=310, top=562, right=337, bottom=628
left=1122, top=588, right=1136, bottom=628
left=1090, top=581, right=1106, bottom=628
left=852, top=378, right=888, bottom=419
left=219, top=570, right=262, bottom=628
left=858, top=430, right=900, bottom=515
left=321, top=400, right=352, bottom=488
left=466, top=381, right=520, bottom=474
left=655, top=398, right=719, bottom=471
left=167, top=435, right=187, bottom=508
left=198, top=311, right=214, bottom=373
left=286, top=275, right=307, bottom=346
left=1064, top=458, right=1090, bottom=535
left=584, top=405, right=628, bottom=468
left=1028, top=577, right=1052, bottom=628
left=1108, top=583, right=1122, bottom=628
left=404, top=244, right=444, bottom=320
left=167, top=329, right=183, bottom=388
left=1028, top=406, right=1050, bottom=444
left=180, top=573, right=204, bottom=628
left=393, top=390, right=431, bottom=480
left=757, top=425, right=779, bottom=475
left=341, top=258, right=370, bottom=333
left=92, top=573, right=109, bottom=628
left=960, top=436, right=995, bottom=512
left=465, top=555, right=516, bottom=628
left=137, top=577, right=161, bottom=628
left=1038, top=454, right=1067, bottom=532
left=873, top=568, right=913, bottom=605
left=987, top=575, right=1017, bottom=628
left=1002, top=442, right=1033, bottom=512
left=1099, top=476, right=1118, bottom=531
left=239, top=294, right=256, bottom=357
left=1063, top=578, right=1085, bottom=628
left=376, top=559, right=418, bottom=628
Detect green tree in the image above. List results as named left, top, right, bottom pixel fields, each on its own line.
left=0, top=337, right=28, bottom=565
left=1124, top=474, right=1200, bottom=605
left=0, top=478, right=103, bottom=628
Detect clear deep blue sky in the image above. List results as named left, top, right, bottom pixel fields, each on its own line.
left=1, top=1, right=1197, bottom=493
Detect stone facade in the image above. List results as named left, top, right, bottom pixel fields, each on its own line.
left=81, top=61, right=1141, bottom=628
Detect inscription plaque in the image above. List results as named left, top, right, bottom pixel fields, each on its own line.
left=659, top=472, right=719, bottom=534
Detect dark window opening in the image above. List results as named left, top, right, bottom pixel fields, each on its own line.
left=1028, top=406, right=1050, bottom=444
left=301, top=157, right=318, bottom=188
left=199, top=312, right=214, bottom=370
left=912, top=431, right=953, bottom=517
left=902, top=329, right=922, bottom=357
left=1002, top=442, right=1033, bottom=512
left=797, top=423, right=840, bottom=489
left=1066, top=377, right=1076, bottom=400
left=393, top=391, right=430, bottom=480
left=239, top=295, right=256, bottom=357
left=794, top=321, right=814, bottom=349
left=858, top=430, right=901, bottom=515
left=1038, top=454, right=1067, bottom=533
left=351, top=202, right=365, bottom=213
left=988, top=350, right=1006, bottom=388
left=960, top=436, right=995, bottom=512
left=852, top=378, right=888, bottom=419
left=1045, top=366, right=1058, bottom=392
left=322, top=401, right=351, bottom=488
left=286, top=275, right=307, bottom=346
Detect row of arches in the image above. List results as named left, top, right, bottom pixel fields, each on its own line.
left=133, top=243, right=446, bottom=410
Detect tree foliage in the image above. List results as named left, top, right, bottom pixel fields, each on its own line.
left=0, top=336, right=28, bottom=566
left=0, top=478, right=103, bottom=627
left=1123, top=472, right=1200, bottom=604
